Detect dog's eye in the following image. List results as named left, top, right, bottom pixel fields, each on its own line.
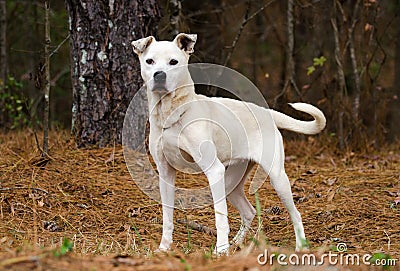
left=146, top=59, right=155, bottom=65
left=169, top=59, right=178, bottom=65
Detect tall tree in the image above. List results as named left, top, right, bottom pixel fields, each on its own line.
left=0, top=0, right=6, bottom=87
left=65, top=0, right=160, bottom=147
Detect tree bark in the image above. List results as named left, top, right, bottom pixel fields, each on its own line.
left=0, top=0, right=6, bottom=87
left=65, top=0, right=160, bottom=147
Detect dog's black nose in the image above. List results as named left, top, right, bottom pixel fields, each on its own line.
left=153, top=71, right=166, bottom=83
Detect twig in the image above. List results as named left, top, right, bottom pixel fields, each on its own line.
left=273, top=78, right=300, bottom=107
left=176, top=218, right=217, bottom=236
left=223, top=0, right=250, bottom=67
left=0, top=254, right=46, bottom=268
left=49, top=34, right=70, bottom=58
left=383, top=230, right=391, bottom=251
left=33, top=129, right=43, bottom=154
left=223, top=0, right=276, bottom=67
left=0, top=187, right=49, bottom=194
left=50, top=68, right=69, bottom=87
left=186, top=1, right=244, bottom=18
left=18, top=91, right=43, bottom=154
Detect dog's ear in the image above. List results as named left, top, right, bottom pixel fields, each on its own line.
left=131, top=36, right=155, bottom=55
left=173, top=33, right=197, bottom=55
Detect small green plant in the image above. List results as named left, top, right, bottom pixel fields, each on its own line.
left=180, top=258, right=192, bottom=271
left=370, top=252, right=395, bottom=270
left=183, top=220, right=192, bottom=254
left=53, top=238, right=73, bottom=257
left=131, top=224, right=143, bottom=244
left=0, top=76, right=30, bottom=129
left=255, top=192, right=263, bottom=231
left=307, top=56, right=327, bottom=76
left=249, top=236, right=260, bottom=247
left=204, top=243, right=215, bottom=259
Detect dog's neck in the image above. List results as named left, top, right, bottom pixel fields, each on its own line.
left=148, top=85, right=196, bottom=129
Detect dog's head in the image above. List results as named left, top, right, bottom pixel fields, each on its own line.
left=131, top=33, right=197, bottom=93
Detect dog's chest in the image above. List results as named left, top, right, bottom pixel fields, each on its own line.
left=159, top=125, right=202, bottom=172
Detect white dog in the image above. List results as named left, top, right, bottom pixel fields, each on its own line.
left=131, top=33, right=326, bottom=254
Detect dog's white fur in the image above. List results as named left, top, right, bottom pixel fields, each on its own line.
left=131, top=33, right=326, bottom=254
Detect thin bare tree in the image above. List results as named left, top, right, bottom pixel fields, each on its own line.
left=273, top=0, right=300, bottom=107
left=392, top=2, right=400, bottom=141
left=331, top=1, right=346, bottom=150
left=345, top=0, right=362, bottom=124
left=169, top=0, right=181, bottom=37
left=0, top=0, right=6, bottom=87
left=223, top=0, right=274, bottom=67
left=43, top=0, right=51, bottom=155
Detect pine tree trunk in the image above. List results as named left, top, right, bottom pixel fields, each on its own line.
left=65, top=0, right=160, bottom=147
left=0, top=0, right=6, bottom=86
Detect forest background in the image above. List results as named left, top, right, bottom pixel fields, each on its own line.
left=0, top=0, right=399, bottom=150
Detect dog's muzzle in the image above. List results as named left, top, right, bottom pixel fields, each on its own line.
left=152, top=71, right=167, bottom=92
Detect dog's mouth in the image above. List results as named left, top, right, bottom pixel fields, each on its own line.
left=152, top=84, right=168, bottom=93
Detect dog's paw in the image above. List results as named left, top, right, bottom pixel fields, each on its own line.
left=154, top=246, right=170, bottom=254
left=231, top=232, right=246, bottom=246
left=295, top=246, right=310, bottom=253
left=213, top=243, right=230, bottom=256
left=295, top=240, right=310, bottom=253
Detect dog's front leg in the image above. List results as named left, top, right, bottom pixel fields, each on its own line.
left=205, top=161, right=229, bottom=254
left=157, top=160, right=176, bottom=251
left=192, top=139, right=230, bottom=254
left=197, top=153, right=229, bottom=254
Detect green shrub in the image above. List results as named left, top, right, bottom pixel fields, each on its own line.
left=0, top=76, right=30, bottom=129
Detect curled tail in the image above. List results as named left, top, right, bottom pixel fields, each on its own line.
left=269, top=103, right=326, bottom=135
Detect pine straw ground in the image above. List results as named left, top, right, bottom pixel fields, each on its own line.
left=0, top=130, right=399, bottom=271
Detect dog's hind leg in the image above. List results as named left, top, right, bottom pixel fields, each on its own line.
left=262, top=133, right=307, bottom=251
left=269, top=169, right=307, bottom=251
left=225, top=161, right=256, bottom=245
